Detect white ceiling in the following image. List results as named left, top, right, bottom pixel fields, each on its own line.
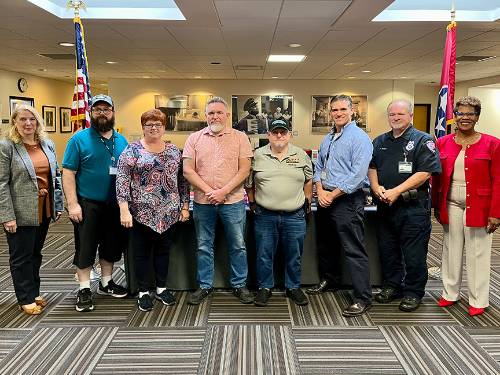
left=0, top=0, right=499, bottom=85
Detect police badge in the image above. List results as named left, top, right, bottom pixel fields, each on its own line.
left=405, top=141, right=414, bottom=151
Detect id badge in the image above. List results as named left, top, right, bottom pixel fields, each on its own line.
left=109, top=166, right=117, bottom=175
left=398, top=161, right=412, bottom=174
left=320, top=170, right=327, bottom=180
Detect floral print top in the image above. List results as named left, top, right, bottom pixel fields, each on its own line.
left=116, top=141, right=190, bottom=233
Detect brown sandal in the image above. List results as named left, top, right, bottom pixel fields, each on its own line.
left=35, top=297, right=48, bottom=308
left=20, top=304, right=42, bottom=315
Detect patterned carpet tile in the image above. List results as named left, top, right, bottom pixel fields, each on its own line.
left=293, top=326, right=405, bottom=375
left=0, top=269, right=78, bottom=293
left=465, top=327, right=500, bottom=364
left=0, top=292, right=65, bottom=328
left=380, top=325, right=500, bottom=375
left=199, top=325, right=300, bottom=375
left=207, top=292, right=291, bottom=325
left=368, top=294, right=459, bottom=326
left=0, top=329, right=31, bottom=362
left=291, top=291, right=374, bottom=326
left=93, top=328, right=205, bottom=374
left=0, top=326, right=117, bottom=375
left=427, top=291, right=500, bottom=327
left=127, top=292, right=209, bottom=327
left=40, top=292, right=137, bottom=327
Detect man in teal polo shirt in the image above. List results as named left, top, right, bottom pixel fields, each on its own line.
left=62, top=94, right=129, bottom=312
left=246, top=119, right=313, bottom=306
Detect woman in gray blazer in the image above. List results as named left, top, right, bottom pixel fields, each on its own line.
left=0, top=105, right=63, bottom=315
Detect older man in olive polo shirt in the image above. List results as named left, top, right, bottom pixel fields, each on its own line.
left=246, top=119, right=313, bottom=307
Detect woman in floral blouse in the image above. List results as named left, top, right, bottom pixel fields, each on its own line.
left=116, top=109, right=190, bottom=312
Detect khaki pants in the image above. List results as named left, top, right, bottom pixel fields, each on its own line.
left=442, top=184, right=492, bottom=308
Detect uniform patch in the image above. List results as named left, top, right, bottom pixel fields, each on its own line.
left=426, top=140, right=436, bottom=153
left=405, top=141, right=414, bottom=151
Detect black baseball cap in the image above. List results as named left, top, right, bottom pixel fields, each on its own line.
left=269, top=119, right=291, bottom=131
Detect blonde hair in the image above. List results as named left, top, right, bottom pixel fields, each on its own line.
left=7, top=105, right=47, bottom=143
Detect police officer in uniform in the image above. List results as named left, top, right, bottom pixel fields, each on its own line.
left=368, top=99, right=441, bottom=312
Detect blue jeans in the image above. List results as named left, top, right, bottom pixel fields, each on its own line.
left=193, top=201, right=248, bottom=289
left=254, top=205, right=307, bottom=289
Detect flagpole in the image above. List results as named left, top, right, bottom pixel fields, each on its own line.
left=451, top=0, right=455, bottom=22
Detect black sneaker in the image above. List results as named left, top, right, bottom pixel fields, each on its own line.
left=97, top=280, right=128, bottom=298
left=76, top=288, right=94, bottom=312
left=233, top=286, right=254, bottom=304
left=137, top=293, right=154, bottom=312
left=286, top=288, right=309, bottom=306
left=155, top=290, right=176, bottom=306
left=254, top=288, right=272, bottom=307
left=188, top=288, right=212, bottom=305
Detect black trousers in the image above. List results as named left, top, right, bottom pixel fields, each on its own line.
left=6, top=217, right=50, bottom=305
left=376, top=200, right=431, bottom=299
left=130, top=220, right=174, bottom=292
left=316, top=190, right=372, bottom=303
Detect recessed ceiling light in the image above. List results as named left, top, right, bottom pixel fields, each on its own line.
left=268, top=55, right=306, bottom=62
left=361, top=70, right=371, bottom=73
left=106, top=61, right=117, bottom=64
left=59, top=42, right=74, bottom=47
left=288, top=43, right=302, bottom=48
left=210, top=62, right=221, bottom=65
left=272, top=76, right=279, bottom=79
left=142, top=76, right=151, bottom=79
left=38, top=68, right=47, bottom=72
left=194, top=76, right=202, bottom=79
left=347, top=76, right=356, bottom=79
left=400, top=76, right=408, bottom=79
left=344, top=62, right=356, bottom=66
left=477, top=56, right=497, bottom=62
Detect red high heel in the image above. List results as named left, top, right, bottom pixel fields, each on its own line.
left=438, top=298, right=457, bottom=307
left=469, top=306, right=484, bottom=316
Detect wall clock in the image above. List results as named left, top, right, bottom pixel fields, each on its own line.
left=17, top=77, right=28, bottom=93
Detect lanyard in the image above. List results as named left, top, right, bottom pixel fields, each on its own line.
left=325, top=131, right=341, bottom=162
left=99, top=133, right=115, bottom=164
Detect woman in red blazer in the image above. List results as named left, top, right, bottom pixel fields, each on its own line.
left=432, top=96, right=500, bottom=316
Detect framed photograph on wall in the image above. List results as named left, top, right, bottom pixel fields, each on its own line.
left=59, top=107, right=72, bottom=133
left=9, top=96, right=35, bottom=115
left=311, top=95, right=368, bottom=133
left=154, top=94, right=213, bottom=132
left=42, top=105, right=56, bottom=132
left=231, top=94, right=293, bottom=135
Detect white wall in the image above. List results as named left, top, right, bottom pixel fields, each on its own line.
left=110, top=78, right=415, bottom=150
left=467, top=87, right=500, bottom=138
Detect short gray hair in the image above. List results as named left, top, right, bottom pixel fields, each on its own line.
left=330, top=94, right=353, bottom=109
left=206, top=96, right=229, bottom=111
left=387, top=99, right=414, bottom=115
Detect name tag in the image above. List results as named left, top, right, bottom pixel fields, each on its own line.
left=109, top=166, right=117, bottom=175
left=398, top=161, right=412, bottom=174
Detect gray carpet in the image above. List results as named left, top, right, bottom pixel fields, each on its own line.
left=0, top=215, right=499, bottom=375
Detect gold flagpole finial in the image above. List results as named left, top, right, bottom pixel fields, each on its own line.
left=67, top=0, right=86, bottom=17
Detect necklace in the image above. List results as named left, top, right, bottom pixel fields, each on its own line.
left=24, top=142, right=39, bottom=149
left=455, top=132, right=480, bottom=147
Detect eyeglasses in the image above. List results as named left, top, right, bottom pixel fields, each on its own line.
left=270, top=129, right=289, bottom=136
left=454, top=111, right=478, bottom=117
left=92, top=108, right=113, bottom=115
left=143, top=122, right=164, bottom=129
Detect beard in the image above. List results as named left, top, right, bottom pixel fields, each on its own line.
left=209, top=123, right=224, bottom=133
left=91, top=115, right=115, bottom=133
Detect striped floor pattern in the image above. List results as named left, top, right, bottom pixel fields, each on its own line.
left=0, top=214, right=499, bottom=374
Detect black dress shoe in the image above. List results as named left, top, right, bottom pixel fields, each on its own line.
left=306, top=280, right=338, bottom=295
left=233, top=287, right=254, bottom=304
left=399, top=296, right=421, bottom=312
left=374, top=287, right=403, bottom=304
left=342, top=302, right=372, bottom=317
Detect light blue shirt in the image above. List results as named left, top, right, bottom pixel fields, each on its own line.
left=313, top=121, right=372, bottom=194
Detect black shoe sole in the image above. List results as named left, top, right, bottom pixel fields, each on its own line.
left=254, top=301, right=268, bottom=307
left=138, top=305, right=153, bottom=312
left=342, top=304, right=372, bottom=317
left=96, top=290, right=128, bottom=298
left=155, top=296, right=176, bottom=306
left=399, top=304, right=420, bottom=312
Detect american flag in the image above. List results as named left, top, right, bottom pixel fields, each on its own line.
left=434, top=22, right=456, bottom=139
left=71, top=16, right=92, bottom=132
